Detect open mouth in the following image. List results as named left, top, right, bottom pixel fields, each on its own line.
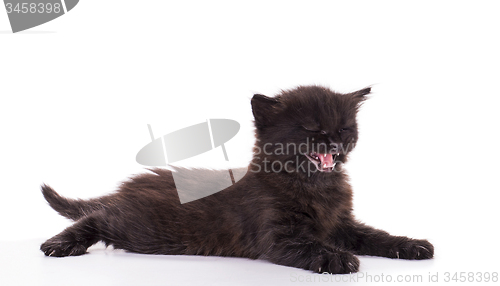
left=305, top=152, right=339, bottom=172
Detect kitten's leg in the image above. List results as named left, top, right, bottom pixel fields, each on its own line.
left=41, top=213, right=102, bottom=257
left=263, top=238, right=360, bottom=274
left=334, top=220, right=434, bottom=260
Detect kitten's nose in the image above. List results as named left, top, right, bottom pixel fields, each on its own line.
left=329, top=141, right=342, bottom=153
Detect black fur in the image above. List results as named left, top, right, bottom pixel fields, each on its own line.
left=40, top=85, right=433, bottom=274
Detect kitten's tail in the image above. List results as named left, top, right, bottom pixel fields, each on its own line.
left=41, top=184, right=108, bottom=221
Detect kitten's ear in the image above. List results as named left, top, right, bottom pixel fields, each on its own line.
left=251, top=94, right=280, bottom=129
left=349, top=87, right=371, bottom=101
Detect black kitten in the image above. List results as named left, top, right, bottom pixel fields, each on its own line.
left=41, top=85, right=433, bottom=274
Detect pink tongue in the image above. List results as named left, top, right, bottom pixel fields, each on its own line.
left=318, top=153, right=334, bottom=168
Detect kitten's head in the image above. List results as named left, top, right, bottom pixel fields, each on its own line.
left=251, top=85, right=370, bottom=177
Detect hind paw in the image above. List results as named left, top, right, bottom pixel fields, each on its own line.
left=41, top=237, right=87, bottom=257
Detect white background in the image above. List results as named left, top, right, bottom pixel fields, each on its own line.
left=1, top=1, right=499, bottom=285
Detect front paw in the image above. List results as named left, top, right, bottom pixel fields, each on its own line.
left=41, top=237, right=87, bottom=257
left=311, top=251, right=360, bottom=274
left=391, top=239, right=434, bottom=260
